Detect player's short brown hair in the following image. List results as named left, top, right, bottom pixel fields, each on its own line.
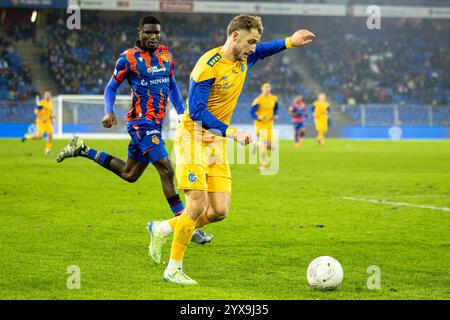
left=261, top=81, right=271, bottom=86
left=227, top=14, right=263, bottom=36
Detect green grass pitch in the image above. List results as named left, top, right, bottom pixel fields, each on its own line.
left=0, top=138, right=449, bottom=299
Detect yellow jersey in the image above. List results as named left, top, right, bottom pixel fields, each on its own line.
left=178, top=37, right=292, bottom=141
left=252, top=94, right=278, bottom=124
left=179, top=46, right=248, bottom=139
left=36, top=99, right=52, bottom=123
left=313, top=100, right=329, bottom=119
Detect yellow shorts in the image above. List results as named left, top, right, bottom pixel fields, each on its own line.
left=36, top=121, right=53, bottom=137
left=174, top=129, right=231, bottom=195
left=314, top=118, right=328, bottom=133
left=254, top=121, right=273, bottom=142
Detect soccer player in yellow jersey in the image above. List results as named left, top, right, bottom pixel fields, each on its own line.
left=22, top=91, right=54, bottom=154
left=313, top=93, right=330, bottom=146
left=251, top=81, right=279, bottom=169
left=147, top=14, right=315, bottom=284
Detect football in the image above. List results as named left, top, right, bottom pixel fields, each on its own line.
left=307, top=256, right=344, bottom=290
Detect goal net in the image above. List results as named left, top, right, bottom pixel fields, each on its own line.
left=53, top=94, right=133, bottom=139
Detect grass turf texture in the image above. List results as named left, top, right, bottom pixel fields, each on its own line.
left=0, top=138, right=449, bottom=300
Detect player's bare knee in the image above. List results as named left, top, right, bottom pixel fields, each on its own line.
left=209, top=205, right=230, bottom=222
left=121, top=172, right=139, bottom=183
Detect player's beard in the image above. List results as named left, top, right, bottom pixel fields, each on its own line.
left=233, top=46, right=246, bottom=62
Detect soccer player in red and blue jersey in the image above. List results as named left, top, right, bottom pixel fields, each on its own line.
left=288, top=94, right=307, bottom=148
left=56, top=16, right=212, bottom=244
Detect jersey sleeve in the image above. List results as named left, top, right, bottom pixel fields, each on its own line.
left=112, top=54, right=129, bottom=84
left=247, top=38, right=292, bottom=68
left=170, top=58, right=174, bottom=77
left=250, top=105, right=259, bottom=120
left=188, top=63, right=230, bottom=136
left=36, top=100, right=44, bottom=110
left=169, top=75, right=185, bottom=115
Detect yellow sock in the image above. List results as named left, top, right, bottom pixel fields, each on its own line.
left=168, top=216, right=179, bottom=230
left=167, top=211, right=210, bottom=230
left=195, top=212, right=210, bottom=228
left=25, top=134, right=33, bottom=140
left=170, top=214, right=196, bottom=262
left=46, top=143, right=52, bottom=151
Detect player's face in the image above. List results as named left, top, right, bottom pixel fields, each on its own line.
left=44, top=91, right=51, bottom=100
left=296, top=95, right=303, bottom=102
left=261, top=83, right=271, bottom=95
left=232, top=28, right=261, bottom=62
left=318, top=93, right=326, bottom=101
left=137, top=24, right=161, bottom=50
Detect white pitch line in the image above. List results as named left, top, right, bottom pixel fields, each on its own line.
left=393, top=194, right=449, bottom=199
left=342, top=196, right=450, bottom=212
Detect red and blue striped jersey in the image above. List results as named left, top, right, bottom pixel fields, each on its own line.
left=112, top=43, right=174, bottom=126
left=289, top=101, right=307, bottom=123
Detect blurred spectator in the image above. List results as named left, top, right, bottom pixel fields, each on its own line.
left=0, top=36, right=36, bottom=101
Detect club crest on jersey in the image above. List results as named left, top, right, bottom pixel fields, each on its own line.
left=159, top=51, right=170, bottom=63
left=152, top=135, right=160, bottom=145
left=141, top=79, right=148, bottom=86
left=188, top=173, right=197, bottom=183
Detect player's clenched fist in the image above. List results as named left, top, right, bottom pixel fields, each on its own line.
left=232, top=130, right=252, bottom=146
left=102, top=112, right=118, bottom=128
left=290, top=29, right=316, bottom=47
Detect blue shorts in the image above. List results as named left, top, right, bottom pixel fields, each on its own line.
left=127, top=123, right=168, bottom=165
left=294, top=122, right=305, bottom=130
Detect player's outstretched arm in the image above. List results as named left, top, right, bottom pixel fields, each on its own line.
left=248, top=29, right=315, bottom=67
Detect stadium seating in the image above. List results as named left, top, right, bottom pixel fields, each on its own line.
left=39, top=12, right=310, bottom=103
left=1, top=11, right=448, bottom=127
left=302, top=17, right=449, bottom=106
left=0, top=36, right=36, bottom=101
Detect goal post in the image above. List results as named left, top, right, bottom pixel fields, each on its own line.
left=53, top=94, right=132, bottom=139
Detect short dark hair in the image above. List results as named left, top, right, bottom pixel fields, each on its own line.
left=261, top=81, right=270, bottom=86
left=139, top=16, right=160, bottom=27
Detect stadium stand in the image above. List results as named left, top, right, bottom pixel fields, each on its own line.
left=0, top=35, right=36, bottom=101
left=301, top=17, right=450, bottom=106
left=1, top=10, right=448, bottom=127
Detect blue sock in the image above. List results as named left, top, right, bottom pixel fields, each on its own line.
left=167, top=194, right=185, bottom=216
left=87, top=148, right=113, bottom=168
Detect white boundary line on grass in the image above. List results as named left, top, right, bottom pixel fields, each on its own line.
left=393, top=194, right=449, bottom=199
left=342, top=196, right=450, bottom=212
